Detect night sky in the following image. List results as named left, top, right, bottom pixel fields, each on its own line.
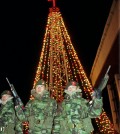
left=0, top=0, right=113, bottom=106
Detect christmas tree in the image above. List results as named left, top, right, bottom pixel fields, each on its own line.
left=28, top=0, right=116, bottom=133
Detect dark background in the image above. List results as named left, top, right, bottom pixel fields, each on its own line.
left=0, top=0, right=113, bottom=107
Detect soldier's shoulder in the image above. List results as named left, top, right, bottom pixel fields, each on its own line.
left=49, top=98, right=56, bottom=104
left=25, top=99, right=34, bottom=106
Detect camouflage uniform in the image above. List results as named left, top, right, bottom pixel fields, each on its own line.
left=53, top=81, right=103, bottom=134
left=0, top=90, right=18, bottom=134
left=15, top=79, right=57, bottom=134
left=15, top=118, right=24, bottom=134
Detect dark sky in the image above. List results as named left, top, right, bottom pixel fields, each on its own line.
left=0, top=0, right=113, bottom=104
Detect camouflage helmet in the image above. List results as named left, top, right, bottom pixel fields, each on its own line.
left=65, top=80, right=79, bottom=89
left=34, top=79, right=46, bottom=89
left=1, top=90, right=12, bottom=97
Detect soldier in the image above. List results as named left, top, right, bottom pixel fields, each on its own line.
left=53, top=80, right=104, bottom=134
left=15, top=118, right=24, bottom=134
left=0, top=90, right=23, bottom=134
left=15, top=79, right=57, bottom=134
